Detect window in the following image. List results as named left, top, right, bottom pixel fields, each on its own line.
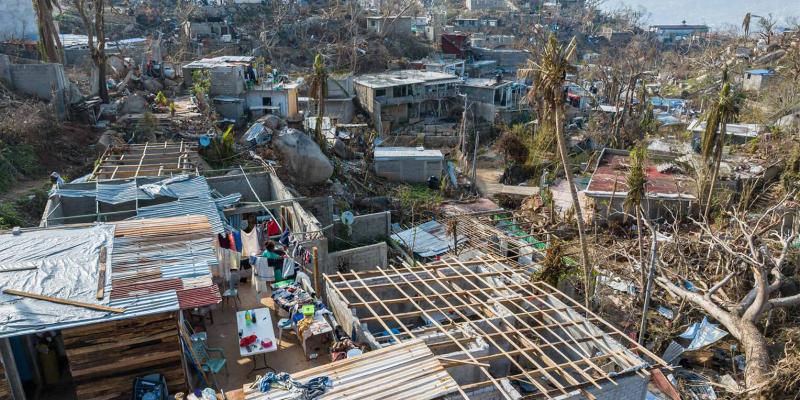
left=375, top=89, right=386, bottom=97
left=262, top=97, right=272, bottom=106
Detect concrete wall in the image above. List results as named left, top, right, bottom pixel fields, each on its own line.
left=0, top=56, right=69, bottom=119
left=323, top=98, right=355, bottom=123
left=210, top=66, right=245, bottom=96
left=326, top=242, right=388, bottom=273
left=333, top=211, right=391, bottom=246
left=0, top=0, right=37, bottom=41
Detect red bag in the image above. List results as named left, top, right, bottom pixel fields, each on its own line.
left=239, top=335, right=257, bottom=347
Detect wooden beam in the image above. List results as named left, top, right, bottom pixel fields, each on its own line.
left=3, top=289, right=125, bottom=313
left=96, top=246, right=107, bottom=300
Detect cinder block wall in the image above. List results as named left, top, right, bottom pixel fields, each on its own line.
left=0, top=0, right=37, bottom=40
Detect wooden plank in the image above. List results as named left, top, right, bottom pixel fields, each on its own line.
left=2, top=289, right=125, bottom=313
left=96, top=246, right=107, bottom=300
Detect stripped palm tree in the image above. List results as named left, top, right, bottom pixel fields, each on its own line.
left=742, top=12, right=752, bottom=39
left=308, top=54, right=328, bottom=153
left=700, top=72, right=736, bottom=222
left=624, top=144, right=648, bottom=293
left=519, top=35, right=593, bottom=307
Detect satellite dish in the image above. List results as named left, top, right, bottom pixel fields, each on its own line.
left=341, top=211, right=355, bottom=226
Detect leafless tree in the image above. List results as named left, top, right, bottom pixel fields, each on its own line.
left=654, top=196, right=799, bottom=392
left=73, top=0, right=109, bottom=103
left=32, top=0, right=63, bottom=63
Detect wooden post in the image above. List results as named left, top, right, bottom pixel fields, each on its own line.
left=312, top=247, right=320, bottom=295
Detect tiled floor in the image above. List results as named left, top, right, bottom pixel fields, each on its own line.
left=193, top=278, right=330, bottom=394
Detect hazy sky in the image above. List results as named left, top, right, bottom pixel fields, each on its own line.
left=600, top=0, right=800, bottom=29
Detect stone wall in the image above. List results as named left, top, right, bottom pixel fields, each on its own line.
left=0, top=55, right=68, bottom=120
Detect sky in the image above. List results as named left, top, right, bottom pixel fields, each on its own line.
left=599, top=0, right=800, bottom=30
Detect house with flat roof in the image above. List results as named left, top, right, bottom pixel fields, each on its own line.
left=461, top=77, right=527, bottom=123
left=687, top=119, right=764, bottom=145
left=743, top=69, right=776, bottom=92
left=182, top=56, right=300, bottom=122
left=373, top=147, right=444, bottom=182
left=365, top=15, right=414, bottom=36
left=353, top=70, right=462, bottom=133
left=649, top=23, right=709, bottom=43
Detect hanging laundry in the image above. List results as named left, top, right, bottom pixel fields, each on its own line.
left=232, top=230, right=243, bottom=252
left=253, top=256, right=275, bottom=295
left=267, top=219, right=281, bottom=236
left=227, top=232, right=236, bottom=251
left=241, top=228, right=261, bottom=258
left=218, top=233, right=231, bottom=249
left=278, top=228, right=291, bottom=246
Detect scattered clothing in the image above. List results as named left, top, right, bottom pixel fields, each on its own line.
left=267, top=220, right=281, bottom=236
left=232, top=230, right=243, bottom=252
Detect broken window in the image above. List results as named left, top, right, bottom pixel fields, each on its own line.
left=375, top=88, right=386, bottom=97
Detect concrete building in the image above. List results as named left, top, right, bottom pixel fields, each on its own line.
left=649, top=24, right=709, bottom=43
left=688, top=119, right=764, bottom=145
left=353, top=70, right=462, bottom=133
left=585, top=148, right=698, bottom=223
left=743, top=69, right=775, bottom=92
left=373, top=147, right=444, bottom=183
left=183, top=56, right=299, bottom=122
left=245, top=80, right=300, bottom=120
left=366, top=16, right=414, bottom=36
left=461, top=77, right=526, bottom=124
left=0, top=0, right=37, bottom=41
left=466, top=0, right=506, bottom=11
left=471, top=47, right=531, bottom=73
left=470, top=33, right=515, bottom=49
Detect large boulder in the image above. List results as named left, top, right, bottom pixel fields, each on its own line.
left=273, top=128, right=333, bottom=185
left=143, top=78, right=164, bottom=93
left=118, top=94, right=148, bottom=115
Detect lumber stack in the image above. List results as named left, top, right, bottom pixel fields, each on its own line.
left=61, top=312, right=185, bottom=400
left=0, top=359, right=10, bottom=400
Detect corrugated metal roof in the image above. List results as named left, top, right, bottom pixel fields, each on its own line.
left=391, top=220, right=467, bottom=258
left=0, top=215, right=220, bottom=338
left=243, top=339, right=461, bottom=400
left=375, top=147, right=444, bottom=160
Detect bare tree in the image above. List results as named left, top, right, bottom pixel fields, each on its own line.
left=654, top=197, right=799, bottom=391
left=74, top=0, right=109, bottom=103
left=32, top=0, right=63, bottom=63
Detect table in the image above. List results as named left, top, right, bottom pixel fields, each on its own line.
left=294, top=311, right=334, bottom=359
left=236, top=308, right=278, bottom=375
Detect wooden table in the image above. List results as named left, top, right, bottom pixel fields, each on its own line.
left=236, top=308, right=278, bottom=375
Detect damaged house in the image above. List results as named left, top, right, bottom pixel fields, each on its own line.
left=320, top=256, right=667, bottom=399
left=584, top=148, right=698, bottom=223
left=182, top=56, right=299, bottom=123
left=460, top=77, right=528, bottom=124
left=353, top=70, right=462, bottom=134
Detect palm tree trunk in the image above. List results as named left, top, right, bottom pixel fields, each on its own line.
left=554, top=106, right=593, bottom=308
left=703, top=123, right=726, bottom=221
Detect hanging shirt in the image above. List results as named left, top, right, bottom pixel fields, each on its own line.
left=241, top=228, right=261, bottom=257
left=267, top=220, right=281, bottom=236
left=227, top=232, right=236, bottom=251
left=231, top=230, right=243, bottom=252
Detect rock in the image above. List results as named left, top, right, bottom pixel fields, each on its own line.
left=143, top=78, right=164, bottom=93
left=273, top=128, right=333, bottom=185
left=118, top=94, right=148, bottom=115
left=262, top=114, right=284, bottom=130
left=332, top=138, right=357, bottom=159
left=97, top=130, right=124, bottom=153
left=777, top=112, right=800, bottom=131
left=164, top=78, right=179, bottom=87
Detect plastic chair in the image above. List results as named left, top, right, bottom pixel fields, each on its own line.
left=222, top=271, right=241, bottom=310
left=191, top=340, right=228, bottom=377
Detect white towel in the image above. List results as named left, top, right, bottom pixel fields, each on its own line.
left=253, top=256, right=274, bottom=294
